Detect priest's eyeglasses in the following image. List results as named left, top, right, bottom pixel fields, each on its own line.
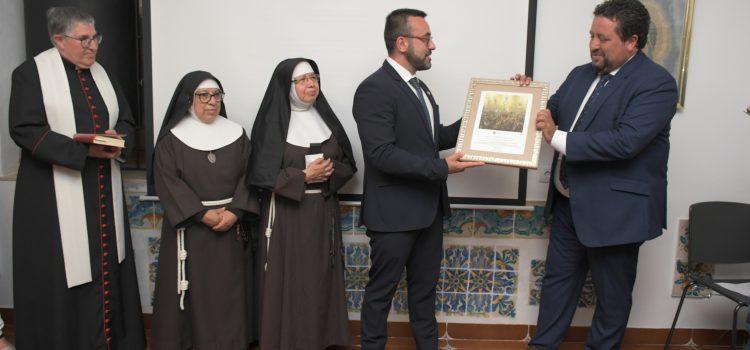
left=63, top=33, right=103, bottom=48
left=194, top=91, right=225, bottom=103
left=292, top=74, right=320, bottom=85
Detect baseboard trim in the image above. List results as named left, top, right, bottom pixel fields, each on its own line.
left=1, top=308, right=746, bottom=346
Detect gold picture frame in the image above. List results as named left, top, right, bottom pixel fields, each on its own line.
left=455, top=78, right=549, bottom=169
left=641, top=0, right=695, bottom=108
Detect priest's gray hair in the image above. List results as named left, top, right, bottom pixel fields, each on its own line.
left=46, top=6, right=95, bottom=44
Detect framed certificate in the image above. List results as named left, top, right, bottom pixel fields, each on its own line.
left=455, top=78, right=549, bottom=169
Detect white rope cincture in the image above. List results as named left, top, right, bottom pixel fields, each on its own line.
left=201, top=197, right=233, bottom=206
left=177, top=227, right=188, bottom=310
left=174, top=197, right=233, bottom=310
left=264, top=193, right=276, bottom=271
left=262, top=191, right=320, bottom=271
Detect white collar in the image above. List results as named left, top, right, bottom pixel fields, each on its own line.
left=170, top=114, right=243, bottom=151
left=286, top=107, right=332, bottom=147
left=386, top=57, right=417, bottom=84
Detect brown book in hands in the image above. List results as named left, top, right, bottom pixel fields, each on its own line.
left=74, top=133, right=126, bottom=148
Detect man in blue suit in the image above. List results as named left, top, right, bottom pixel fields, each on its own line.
left=529, top=0, right=678, bottom=348
left=353, top=8, right=484, bottom=350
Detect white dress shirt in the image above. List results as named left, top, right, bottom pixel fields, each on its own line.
left=551, top=55, right=634, bottom=197
left=386, top=57, right=435, bottom=139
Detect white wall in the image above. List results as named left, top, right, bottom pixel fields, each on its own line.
left=0, top=0, right=24, bottom=308
left=0, top=181, right=14, bottom=308
left=0, top=0, right=25, bottom=177
left=0, top=0, right=749, bottom=329
left=650, top=0, right=750, bottom=328
left=150, top=0, right=531, bottom=201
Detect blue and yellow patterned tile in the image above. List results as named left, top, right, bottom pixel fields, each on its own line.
left=437, top=268, right=446, bottom=292
left=443, top=292, right=468, bottom=314
left=392, top=291, right=409, bottom=314
left=474, top=209, right=514, bottom=238
left=530, top=259, right=546, bottom=282
left=672, top=259, right=713, bottom=298
left=147, top=236, right=161, bottom=258
left=146, top=236, right=161, bottom=306
left=356, top=224, right=367, bottom=235
left=443, top=209, right=474, bottom=237
left=492, top=271, right=518, bottom=295
left=676, top=219, right=689, bottom=259
left=468, top=270, right=494, bottom=293
left=124, top=192, right=143, bottom=212
left=469, top=246, right=495, bottom=270
left=127, top=195, right=154, bottom=230
left=577, top=275, right=597, bottom=308
left=345, top=266, right=370, bottom=291
left=122, top=176, right=147, bottom=193
left=529, top=281, right=543, bottom=306
left=435, top=292, right=447, bottom=313
left=514, top=205, right=546, bottom=238
left=396, top=269, right=408, bottom=292
left=345, top=242, right=370, bottom=267
left=346, top=290, right=364, bottom=312
left=352, top=206, right=366, bottom=235
left=443, top=245, right=470, bottom=269
left=493, top=247, right=519, bottom=271
left=467, top=293, right=493, bottom=316
left=491, top=294, right=517, bottom=317
left=151, top=202, right=165, bottom=230
left=443, top=269, right=469, bottom=293
left=340, top=206, right=354, bottom=235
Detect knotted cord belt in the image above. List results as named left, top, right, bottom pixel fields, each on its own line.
left=177, top=197, right=233, bottom=310
left=263, top=189, right=322, bottom=271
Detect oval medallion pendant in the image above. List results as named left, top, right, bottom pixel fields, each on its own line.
left=207, top=151, right=216, bottom=164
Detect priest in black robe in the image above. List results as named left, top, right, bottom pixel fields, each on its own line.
left=8, top=7, right=145, bottom=349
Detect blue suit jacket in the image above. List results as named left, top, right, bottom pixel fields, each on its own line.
left=545, top=51, right=678, bottom=247
left=353, top=61, right=460, bottom=232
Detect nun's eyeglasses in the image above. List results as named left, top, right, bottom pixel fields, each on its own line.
left=194, top=91, right=225, bottom=103
left=292, top=74, right=320, bottom=85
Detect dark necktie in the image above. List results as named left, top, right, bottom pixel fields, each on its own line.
left=572, top=73, right=612, bottom=132
left=560, top=73, right=613, bottom=189
left=408, top=77, right=432, bottom=136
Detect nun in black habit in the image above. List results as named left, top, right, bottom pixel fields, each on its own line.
left=247, top=58, right=357, bottom=350
left=150, top=71, right=259, bottom=350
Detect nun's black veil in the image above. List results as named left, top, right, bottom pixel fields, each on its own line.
left=246, top=58, right=356, bottom=191
left=147, top=70, right=226, bottom=194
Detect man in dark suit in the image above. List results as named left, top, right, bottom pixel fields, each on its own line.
left=529, top=0, right=678, bottom=349
left=352, top=8, right=483, bottom=350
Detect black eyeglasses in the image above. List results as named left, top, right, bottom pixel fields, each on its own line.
left=292, top=74, right=320, bottom=85
left=194, top=91, right=225, bottom=103
left=403, top=34, right=434, bottom=45
left=63, top=33, right=103, bottom=48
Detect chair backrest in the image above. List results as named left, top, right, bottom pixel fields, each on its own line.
left=688, top=201, right=750, bottom=265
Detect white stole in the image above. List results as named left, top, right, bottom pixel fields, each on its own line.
left=34, top=47, right=126, bottom=288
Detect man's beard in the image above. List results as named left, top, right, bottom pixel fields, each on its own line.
left=591, top=51, right=611, bottom=74
left=407, top=47, right=432, bottom=71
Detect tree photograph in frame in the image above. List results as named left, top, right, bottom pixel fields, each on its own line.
left=641, top=0, right=695, bottom=108
left=455, top=78, right=549, bottom=169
